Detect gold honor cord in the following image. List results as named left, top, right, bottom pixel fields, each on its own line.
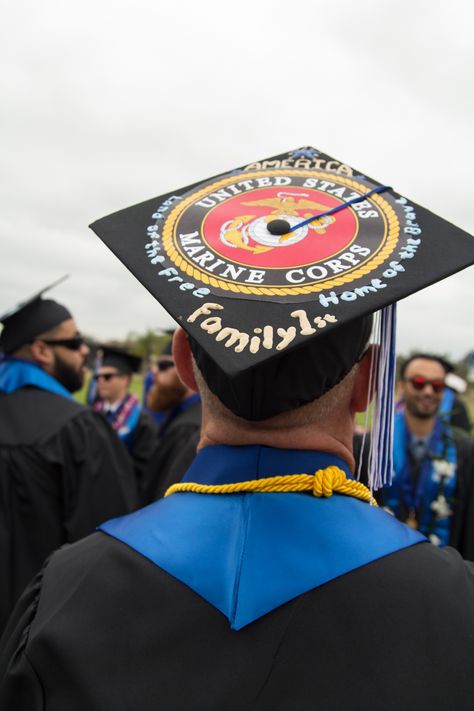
left=165, top=466, right=378, bottom=506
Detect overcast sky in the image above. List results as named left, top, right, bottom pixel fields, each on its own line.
left=1, top=0, right=473, bottom=358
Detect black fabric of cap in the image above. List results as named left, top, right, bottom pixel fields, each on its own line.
left=190, top=314, right=372, bottom=420
left=100, top=346, right=142, bottom=375
left=89, top=146, right=474, bottom=419
left=0, top=299, right=72, bottom=354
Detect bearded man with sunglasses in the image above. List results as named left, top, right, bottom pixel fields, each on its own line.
left=0, top=292, right=138, bottom=635
left=381, top=353, right=474, bottom=559
left=141, top=342, right=201, bottom=503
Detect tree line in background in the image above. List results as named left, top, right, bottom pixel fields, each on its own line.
left=79, top=330, right=474, bottom=418
left=85, top=329, right=173, bottom=366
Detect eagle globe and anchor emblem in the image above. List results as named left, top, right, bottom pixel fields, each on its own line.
left=218, top=192, right=336, bottom=254
left=158, top=170, right=400, bottom=299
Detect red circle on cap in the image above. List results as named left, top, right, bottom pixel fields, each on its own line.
left=201, top=187, right=358, bottom=269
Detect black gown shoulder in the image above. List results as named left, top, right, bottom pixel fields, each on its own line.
left=0, top=387, right=138, bottom=634
left=1, top=532, right=474, bottom=711
left=142, top=402, right=201, bottom=503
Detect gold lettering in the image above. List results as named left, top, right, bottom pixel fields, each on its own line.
left=250, top=336, right=261, bottom=354
left=200, top=317, right=222, bottom=334
left=215, top=327, right=250, bottom=352
left=337, top=164, right=353, bottom=176
left=187, top=302, right=223, bottom=323
left=290, top=309, right=316, bottom=336
left=294, top=158, right=312, bottom=169
left=276, top=326, right=297, bottom=351
left=262, top=326, right=273, bottom=350
left=261, top=160, right=280, bottom=169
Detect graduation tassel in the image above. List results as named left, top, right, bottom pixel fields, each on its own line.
left=357, top=304, right=397, bottom=494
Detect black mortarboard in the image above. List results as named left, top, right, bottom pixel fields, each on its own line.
left=89, top=147, right=474, bottom=424
left=0, top=276, right=71, bottom=355
left=100, top=346, right=142, bottom=375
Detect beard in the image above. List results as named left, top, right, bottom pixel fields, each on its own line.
left=404, top=397, right=440, bottom=420
left=52, top=352, right=85, bottom=393
left=149, top=378, right=188, bottom=412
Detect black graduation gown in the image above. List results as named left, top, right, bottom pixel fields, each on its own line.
left=451, top=396, right=471, bottom=434
left=1, top=532, right=474, bottom=711
left=0, top=387, right=139, bottom=634
left=141, top=401, right=201, bottom=503
left=124, top=410, right=160, bottom=496
left=353, top=431, right=474, bottom=561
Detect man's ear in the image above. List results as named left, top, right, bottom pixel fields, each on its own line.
left=173, top=328, right=198, bottom=392
left=29, top=339, right=54, bottom=370
left=350, top=345, right=377, bottom=414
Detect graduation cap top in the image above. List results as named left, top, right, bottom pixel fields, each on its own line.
left=90, top=147, right=474, bottom=421
left=0, top=276, right=71, bottom=355
left=99, top=346, right=142, bottom=375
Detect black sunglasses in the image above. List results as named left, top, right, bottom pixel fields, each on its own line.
left=41, top=336, right=86, bottom=351
left=157, top=359, right=175, bottom=372
left=94, top=372, right=122, bottom=382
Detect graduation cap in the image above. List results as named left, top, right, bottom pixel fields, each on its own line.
left=99, top=346, right=142, bottom=375
left=90, top=147, right=474, bottom=486
left=0, top=276, right=71, bottom=355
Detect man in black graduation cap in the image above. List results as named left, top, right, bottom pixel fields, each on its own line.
left=92, top=346, right=160, bottom=493
left=0, top=281, right=138, bottom=635
left=2, top=148, right=474, bottom=710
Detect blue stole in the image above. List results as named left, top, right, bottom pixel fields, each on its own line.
left=440, top=387, right=456, bottom=419
left=117, top=401, right=141, bottom=451
left=0, top=357, right=73, bottom=399
left=100, top=445, right=424, bottom=630
left=389, top=412, right=457, bottom=546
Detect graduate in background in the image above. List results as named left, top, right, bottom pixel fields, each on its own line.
left=93, top=346, right=159, bottom=493
left=142, top=336, right=201, bottom=502
left=2, top=147, right=474, bottom=710
left=0, top=283, right=138, bottom=636
left=384, top=353, right=474, bottom=555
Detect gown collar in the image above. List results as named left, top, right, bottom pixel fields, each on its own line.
left=100, top=445, right=425, bottom=630
left=181, top=444, right=352, bottom=484
left=0, top=356, right=73, bottom=399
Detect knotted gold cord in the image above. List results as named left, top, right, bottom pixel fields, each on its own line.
left=164, top=465, right=377, bottom=506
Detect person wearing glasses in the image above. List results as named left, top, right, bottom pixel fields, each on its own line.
left=2, top=150, right=474, bottom=710
left=92, top=346, right=159, bottom=493
left=0, top=287, right=138, bottom=635
left=141, top=336, right=201, bottom=502
left=381, top=353, right=474, bottom=558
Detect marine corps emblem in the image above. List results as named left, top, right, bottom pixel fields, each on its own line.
left=91, top=146, right=474, bottom=367
left=156, top=169, right=402, bottom=301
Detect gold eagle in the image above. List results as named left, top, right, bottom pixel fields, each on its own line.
left=242, top=197, right=331, bottom=216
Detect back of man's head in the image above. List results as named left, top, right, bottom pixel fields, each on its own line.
left=189, top=314, right=373, bottom=422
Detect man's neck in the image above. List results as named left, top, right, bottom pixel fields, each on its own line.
left=105, top=393, right=128, bottom=409
left=404, top=410, right=436, bottom=437
left=198, top=417, right=355, bottom=472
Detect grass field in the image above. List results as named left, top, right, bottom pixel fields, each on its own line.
left=75, top=373, right=144, bottom=405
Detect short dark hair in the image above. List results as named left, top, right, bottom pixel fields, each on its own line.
left=400, top=353, right=451, bottom=379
